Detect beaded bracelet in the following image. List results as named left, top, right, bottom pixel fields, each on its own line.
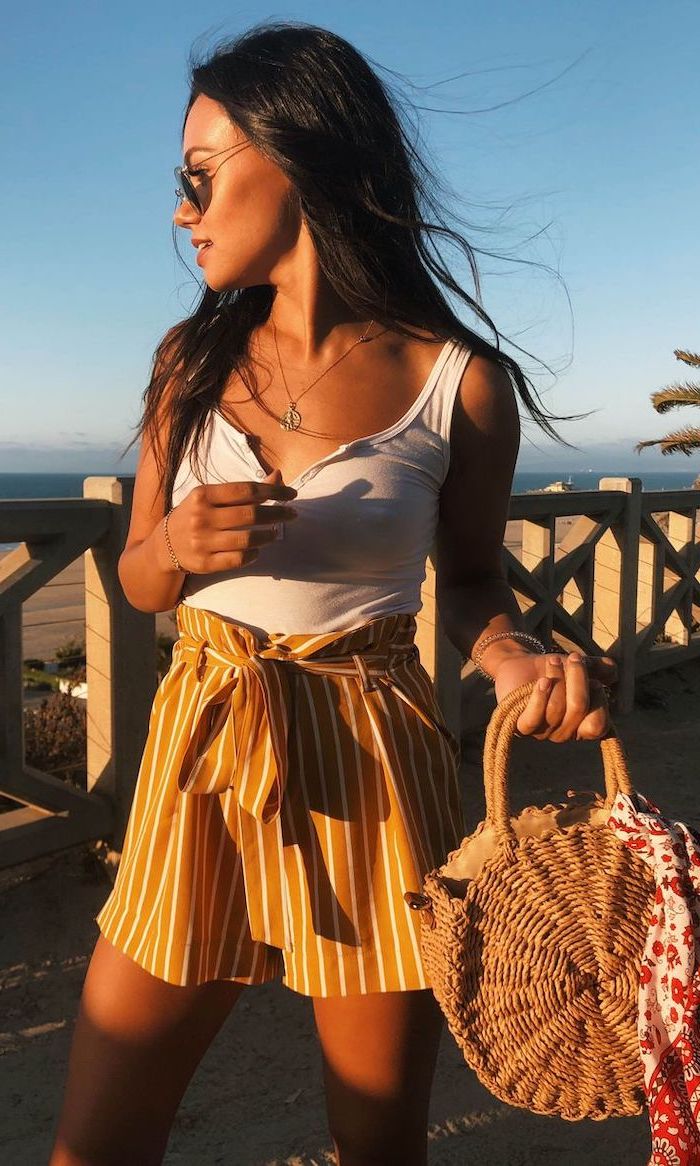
left=163, top=509, right=184, bottom=573
left=471, top=630, right=547, bottom=680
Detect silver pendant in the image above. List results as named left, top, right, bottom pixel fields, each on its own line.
left=280, top=404, right=302, bottom=431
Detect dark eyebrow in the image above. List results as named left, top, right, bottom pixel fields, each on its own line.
left=183, top=142, right=247, bottom=167
left=183, top=147, right=211, bottom=165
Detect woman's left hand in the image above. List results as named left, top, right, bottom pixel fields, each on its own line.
left=493, top=650, right=618, bottom=742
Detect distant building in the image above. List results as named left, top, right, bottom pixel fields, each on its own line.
left=58, top=678, right=87, bottom=700
left=541, top=478, right=576, bottom=492
left=527, top=476, right=577, bottom=494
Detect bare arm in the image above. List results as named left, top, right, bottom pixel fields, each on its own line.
left=118, top=396, right=298, bottom=614
left=436, top=352, right=617, bottom=743
left=435, top=353, right=535, bottom=675
left=117, top=426, right=190, bottom=613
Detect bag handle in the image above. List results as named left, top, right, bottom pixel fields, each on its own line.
left=483, top=681, right=634, bottom=844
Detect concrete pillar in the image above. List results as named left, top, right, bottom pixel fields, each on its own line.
left=417, top=545, right=462, bottom=745
left=83, top=476, right=157, bottom=846
left=596, top=478, right=642, bottom=713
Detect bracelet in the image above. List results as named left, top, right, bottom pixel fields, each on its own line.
left=163, top=508, right=184, bottom=573
left=471, top=630, right=547, bottom=680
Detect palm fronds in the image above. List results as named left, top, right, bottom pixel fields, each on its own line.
left=650, top=383, right=700, bottom=413
left=635, top=426, right=700, bottom=456
left=674, top=349, right=700, bottom=367
left=636, top=346, right=700, bottom=468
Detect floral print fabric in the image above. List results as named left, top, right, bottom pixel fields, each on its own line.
left=607, top=791, right=700, bottom=1166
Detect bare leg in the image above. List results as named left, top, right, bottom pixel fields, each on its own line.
left=312, top=987, right=444, bottom=1166
left=49, top=933, right=246, bottom=1166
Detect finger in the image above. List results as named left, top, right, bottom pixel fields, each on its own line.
left=196, top=535, right=274, bottom=570
left=217, top=526, right=280, bottom=550
left=515, top=677, right=554, bottom=737
left=193, top=522, right=288, bottom=559
left=206, top=481, right=298, bottom=504
left=547, top=652, right=590, bottom=742
left=213, top=503, right=298, bottom=530
left=206, top=550, right=262, bottom=571
left=575, top=680, right=611, bottom=740
left=540, top=654, right=567, bottom=731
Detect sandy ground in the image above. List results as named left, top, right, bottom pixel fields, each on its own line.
left=4, top=647, right=700, bottom=1164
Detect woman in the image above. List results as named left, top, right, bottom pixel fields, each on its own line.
left=50, top=21, right=616, bottom=1166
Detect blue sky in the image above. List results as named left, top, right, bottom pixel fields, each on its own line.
left=2, top=0, right=699, bottom=471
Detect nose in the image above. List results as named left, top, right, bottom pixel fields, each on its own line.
left=173, top=197, right=201, bottom=230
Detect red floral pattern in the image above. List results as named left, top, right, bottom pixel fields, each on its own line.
left=607, top=792, right=700, bottom=1166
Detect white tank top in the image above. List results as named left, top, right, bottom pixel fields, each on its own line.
left=171, top=337, right=473, bottom=636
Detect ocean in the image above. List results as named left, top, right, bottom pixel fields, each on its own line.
left=0, top=468, right=698, bottom=555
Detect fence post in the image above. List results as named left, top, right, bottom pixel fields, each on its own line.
left=521, top=517, right=554, bottom=640
left=665, top=511, right=695, bottom=645
left=0, top=606, right=24, bottom=794
left=416, top=545, right=462, bottom=744
left=83, top=476, right=157, bottom=847
left=597, top=477, right=642, bottom=714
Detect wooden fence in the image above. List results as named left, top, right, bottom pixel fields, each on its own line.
left=1, top=475, right=699, bottom=868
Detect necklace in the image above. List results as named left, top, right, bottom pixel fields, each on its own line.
left=271, top=318, right=376, bottom=431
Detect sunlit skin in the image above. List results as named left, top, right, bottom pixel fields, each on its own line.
left=172, top=95, right=463, bottom=494
left=173, top=94, right=617, bottom=742
left=48, top=89, right=617, bottom=1166
left=174, top=94, right=365, bottom=359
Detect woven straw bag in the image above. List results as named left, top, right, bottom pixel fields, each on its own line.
left=405, top=679, right=656, bottom=1122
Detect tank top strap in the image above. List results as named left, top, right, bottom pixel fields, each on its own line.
left=420, top=338, right=475, bottom=443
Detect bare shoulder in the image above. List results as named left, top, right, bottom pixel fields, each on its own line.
left=455, top=350, right=517, bottom=425
left=436, top=351, right=521, bottom=587
left=390, top=329, right=515, bottom=413
left=448, top=351, right=519, bottom=465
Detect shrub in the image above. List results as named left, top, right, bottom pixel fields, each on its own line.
left=62, top=664, right=87, bottom=691
left=54, top=637, right=86, bottom=673
left=23, top=657, right=45, bottom=671
left=24, top=691, right=87, bottom=785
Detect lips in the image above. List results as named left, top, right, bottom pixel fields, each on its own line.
left=193, top=240, right=213, bottom=265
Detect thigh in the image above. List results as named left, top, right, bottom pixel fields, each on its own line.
left=49, top=933, right=245, bottom=1166
left=312, top=988, right=444, bottom=1166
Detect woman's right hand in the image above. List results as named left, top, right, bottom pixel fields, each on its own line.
left=163, top=468, right=298, bottom=575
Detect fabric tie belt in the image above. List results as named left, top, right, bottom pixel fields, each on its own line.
left=170, top=606, right=441, bottom=952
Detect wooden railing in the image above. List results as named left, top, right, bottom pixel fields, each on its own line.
left=0, top=478, right=156, bottom=867
left=417, top=476, right=700, bottom=731
left=2, top=475, right=699, bottom=868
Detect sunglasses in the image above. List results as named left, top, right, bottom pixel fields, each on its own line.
left=174, top=142, right=252, bottom=215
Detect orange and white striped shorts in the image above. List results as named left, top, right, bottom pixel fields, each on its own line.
left=95, top=601, right=464, bottom=997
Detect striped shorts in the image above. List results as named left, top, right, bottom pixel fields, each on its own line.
left=95, top=601, right=464, bottom=997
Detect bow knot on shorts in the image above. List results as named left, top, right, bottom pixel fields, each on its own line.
left=96, top=602, right=464, bottom=996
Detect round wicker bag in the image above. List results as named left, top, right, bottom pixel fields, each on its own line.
left=405, top=680, right=656, bottom=1122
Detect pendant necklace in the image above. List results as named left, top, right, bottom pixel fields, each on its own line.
left=272, top=318, right=376, bottom=431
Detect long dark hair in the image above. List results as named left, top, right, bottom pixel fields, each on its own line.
left=121, top=20, right=584, bottom=511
